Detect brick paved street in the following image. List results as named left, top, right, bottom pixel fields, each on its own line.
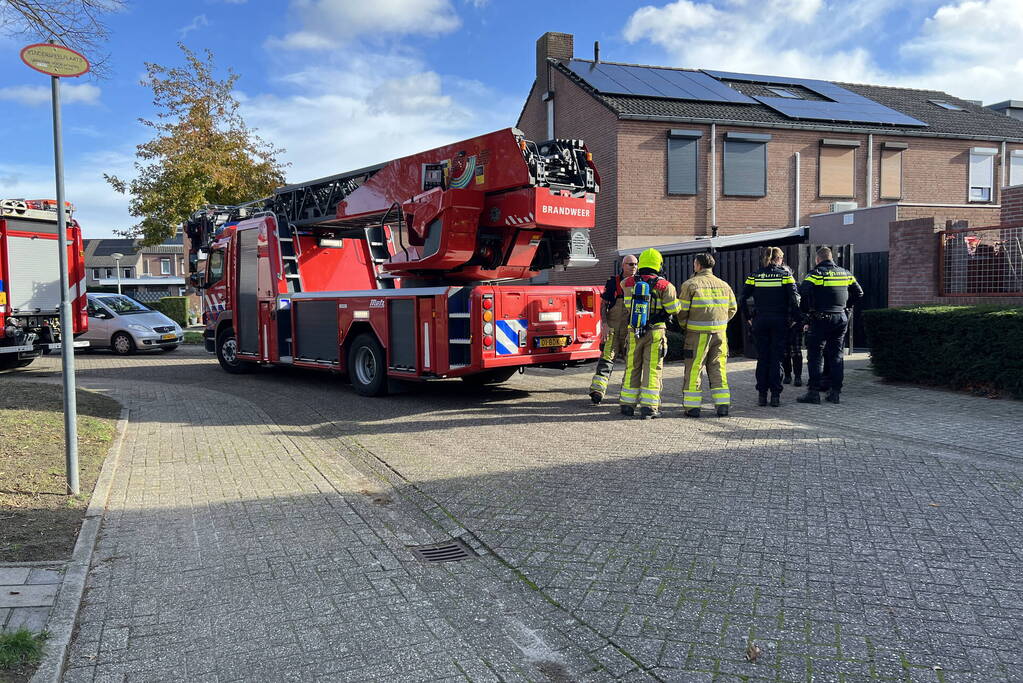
left=15, top=346, right=1023, bottom=682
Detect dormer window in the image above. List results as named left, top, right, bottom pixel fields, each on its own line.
left=767, top=87, right=800, bottom=99
left=929, top=100, right=964, bottom=111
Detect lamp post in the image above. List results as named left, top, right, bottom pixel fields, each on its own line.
left=111, top=252, right=123, bottom=295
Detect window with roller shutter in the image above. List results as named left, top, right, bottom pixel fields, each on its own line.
left=818, top=139, right=859, bottom=198
left=666, top=129, right=701, bottom=195
left=968, top=147, right=997, bottom=202
left=879, top=142, right=907, bottom=200
left=723, top=132, right=770, bottom=197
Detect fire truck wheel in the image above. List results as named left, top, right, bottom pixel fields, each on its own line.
left=348, top=333, right=388, bottom=397
left=216, top=328, right=252, bottom=374
left=111, top=332, right=136, bottom=356
left=460, top=367, right=517, bottom=386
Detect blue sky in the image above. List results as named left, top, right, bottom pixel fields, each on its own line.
left=2, top=0, right=1020, bottom=238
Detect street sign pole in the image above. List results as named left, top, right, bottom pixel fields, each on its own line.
left=22, top=40, right=91, bottom=496
left=50, top=64, right=80, bottom=496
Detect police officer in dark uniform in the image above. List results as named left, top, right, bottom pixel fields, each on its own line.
left=797, top=247, right=863, bottom=405
left=742, top=247, right=800, bottom=407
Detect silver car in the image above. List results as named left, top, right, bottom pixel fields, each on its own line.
left=83, top=293, right=183, bottom=355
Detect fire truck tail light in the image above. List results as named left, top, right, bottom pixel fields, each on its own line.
left=576, top=292, right=595, bottom=312
left=482, top=298, right=493, bottom=310
left=482, top=311, right=493, bottom=322
left=538, top=311, right=562, bottom=322
left=483, top=322, right=494, bottom=335
left=483, top=335, right=494, bottom=347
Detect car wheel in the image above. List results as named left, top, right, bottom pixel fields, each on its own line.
left=111, top=332, right=136, bottom=356
left=460, top=367, right=518, bottom=387
left=160, top=345, right=179, bottom=352
left=347, top=333, right=388, bottom=397
left=216, top=328, right=252, bottom=374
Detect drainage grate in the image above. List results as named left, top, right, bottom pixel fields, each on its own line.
left=409, top=538, right=476, bottom=564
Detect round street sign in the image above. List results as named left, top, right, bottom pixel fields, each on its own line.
left=20, top=43, right=90, bottom=78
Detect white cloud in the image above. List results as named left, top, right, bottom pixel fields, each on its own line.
left=269, top=0, right=461, bottom=49
left=179, top=14, right=209, bottom=38
left=240, top=54, right=512, bottom=185
left=0, top=156, right=135, bottom=239
left=899, top=0, right=1023, bottom=101
left=623, top=0, right=889, bottom=84
left=0, top=84, right=101, bottom=106
left=623, top=0, right=1023, bottom=103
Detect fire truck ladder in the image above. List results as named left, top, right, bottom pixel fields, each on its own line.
left=275, top=216, right=303, bottom=293
left=364, top=223, right=396, bottom=289
left=270, top=162, right=392, bottom=289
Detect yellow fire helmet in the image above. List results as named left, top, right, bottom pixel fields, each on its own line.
left=637, top=248, right=663, bottom=272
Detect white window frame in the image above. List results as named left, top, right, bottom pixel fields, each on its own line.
left=92, top=268, right=100, bottom=280
left=123, top=267, right=132, bottom=279
left=1010, top=150, right=1023, bottom=187
left=969, top=147, right=997, bottom=202
left=105, top=268, right=113, bottom=278
left=160, top=258, right=171, bottom=275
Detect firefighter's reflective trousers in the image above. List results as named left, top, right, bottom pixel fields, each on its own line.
left=618, top=326, right=667, bottom=408
left=682, top=331, right=730, bottom=408
left=589, top=328, right=628, bottom=398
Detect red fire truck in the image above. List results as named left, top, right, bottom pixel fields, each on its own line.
left=187, top=128, right=605, bottom=395
left=0, top=198, right=89, bottom=370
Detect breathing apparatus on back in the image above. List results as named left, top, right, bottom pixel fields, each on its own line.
left=630, top=248, right=664, bottom=337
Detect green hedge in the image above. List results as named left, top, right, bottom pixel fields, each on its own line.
left=153, top=296, right=189, bottom=327
left=863, top=305, right=1023, bottom=398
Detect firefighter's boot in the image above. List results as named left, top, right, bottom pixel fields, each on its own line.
left=770, top=392, right=781, bottom=407
left=620, top=405, right=635, bottom=417
left=757, top=392, right=768, bottom=407
left=640, top=406, right=659, bottom=420
left=589, top=391, right=602, bottom=405
left=684, top=407, right=701, bottom=418
left=797, top=390, right=821, bottom=404
left=716, top=405, right=729, bottom=417
left=783, top=373, right=792, bottom=385
left=793, top=375, right=803, bottom=387
left=826, top=390, right=841, bottom=404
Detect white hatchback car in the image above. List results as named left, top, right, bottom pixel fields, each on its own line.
left=83, top=293, right=183, bottom=355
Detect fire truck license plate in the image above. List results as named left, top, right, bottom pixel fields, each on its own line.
left=161, top=333, right=176, bottom=340
left=535, top=336, right=570, bottom=348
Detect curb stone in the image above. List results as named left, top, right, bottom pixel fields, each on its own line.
left=31, top=404, right=129, bottom=683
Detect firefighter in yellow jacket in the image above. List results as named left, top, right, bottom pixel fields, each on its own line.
left=676, top=252, right=738, bottom=418
left=617, top=248, right=682, bottom=419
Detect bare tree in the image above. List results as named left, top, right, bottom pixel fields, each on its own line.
left=1, top=0, right=125, bottom=75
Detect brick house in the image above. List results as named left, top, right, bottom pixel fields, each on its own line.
left=517, top=32, right=1023, bottom=285
left=84, top=232, right=194, bottom=307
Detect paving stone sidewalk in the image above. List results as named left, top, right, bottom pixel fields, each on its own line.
left=17, top=348, right=1023, bottom=682
left=0, top=566, right=64, bottom=634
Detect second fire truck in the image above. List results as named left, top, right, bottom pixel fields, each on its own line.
left=0, top=198, right=89, bottom=369
left=187, top=128, right=604, bottom=395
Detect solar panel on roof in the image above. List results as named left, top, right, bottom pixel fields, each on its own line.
left=565, top=60, right=756, bottom=104
left=754, top=96, right=927, bottom=126
left=702, top=69, right=927, bottom=127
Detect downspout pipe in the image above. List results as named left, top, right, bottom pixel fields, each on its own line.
left=1001, top=140, right=1008, bottom=199
left=866, top=134, right=873, bottom=208
left=710, top=123, right=717, bottom=235
left=794, top=152, right=801, bottom=226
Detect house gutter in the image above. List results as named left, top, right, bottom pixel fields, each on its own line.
left=616, top=113, right=1023, bottom=143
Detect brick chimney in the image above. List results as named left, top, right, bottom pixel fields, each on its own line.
left=535, top=32, right=574, bottom=95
